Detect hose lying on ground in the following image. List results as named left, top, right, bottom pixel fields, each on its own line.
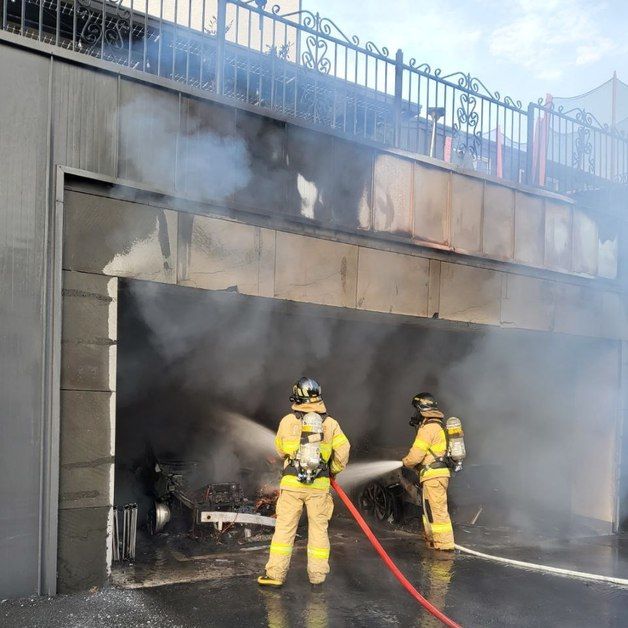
left=455, top=543, right=628, bottom=587
left=331, top=478, right=462, bottom=628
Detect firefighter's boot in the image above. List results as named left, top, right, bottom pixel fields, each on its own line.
left=257, top=575, right=284, bottom=587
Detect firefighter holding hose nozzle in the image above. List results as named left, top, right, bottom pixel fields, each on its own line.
left=402, top=392, right=465, bottom=557
left=258, top=377, right=350, bottom=587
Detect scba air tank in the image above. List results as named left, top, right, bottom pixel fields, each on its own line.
left=446, top=417, right=466, bottom=470
left=296, top=412, right=325, bottom=484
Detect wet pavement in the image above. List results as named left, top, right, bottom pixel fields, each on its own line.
left=109, top=528, right=270, bottom=589
left=457, top=526, right=628, bottom=580
left=2, top=521, right=627, bottom=627
left=453, top=518, right=628, bottom=577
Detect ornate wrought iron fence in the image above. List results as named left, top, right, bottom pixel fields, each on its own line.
left=527, top=102, right=628, bottom=193
left=219, top=0, right=398, bottom=145
left=2, top=0, right=627, bottom=194
left=222, top=1, right=528, bottom=178
left=397, top=60, right=528, bottom=181
left=2, top=0, right=221, bottom=90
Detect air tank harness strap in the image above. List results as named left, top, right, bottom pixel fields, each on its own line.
left=282, top=412, right=304, bottom=474
left=283, top=466, right=330, bottom=478
left=419, top=418, right=450, bottom=474
left=422, top=459, right=449, bottom=470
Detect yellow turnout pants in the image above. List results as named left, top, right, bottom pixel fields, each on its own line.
left=265, top=489, right=334, bottom=584
left=421, top=477, right=454, bottom=550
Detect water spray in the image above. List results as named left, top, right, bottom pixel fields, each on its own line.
left=336, top=460, right=403, bottom=490
left=331, top=478, right=461, bottom=628
left=218, top=411, right=277, bottom=459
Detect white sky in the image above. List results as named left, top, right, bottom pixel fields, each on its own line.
left=301, top=0, right=628, bottom=105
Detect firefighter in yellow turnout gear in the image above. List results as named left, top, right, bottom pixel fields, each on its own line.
left=258, top=378, right=350, bottom=587
left=402, top=392, right=455, bottom=552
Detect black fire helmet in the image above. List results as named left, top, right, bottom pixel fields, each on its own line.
left=412, top=392, right=438, bottom=412
left=290, top=377, right=322, bottom=404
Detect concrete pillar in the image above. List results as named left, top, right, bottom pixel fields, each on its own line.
left=58, top=271, right=117, bottom=593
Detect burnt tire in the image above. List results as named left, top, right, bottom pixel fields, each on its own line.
left=359, top=482, right=392, bottom=522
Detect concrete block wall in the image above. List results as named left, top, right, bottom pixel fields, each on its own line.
left=619, top=342, right=628, bottom=530
left=59, top=271, right=117, bottom=592
left=569, top=340, right=619, bottom=528
left=376, top=155, right=619, bottom=280
left=91, top=74, right=621, bottom=283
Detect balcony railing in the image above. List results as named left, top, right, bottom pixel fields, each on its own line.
left=2, top=0, right=627, bottom=194
left=527, top=102, right=628, bottom=192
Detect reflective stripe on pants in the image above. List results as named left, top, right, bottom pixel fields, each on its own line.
left=265, top=489, right=334, bottom=584
left=421, top=477, right=454, bottom=550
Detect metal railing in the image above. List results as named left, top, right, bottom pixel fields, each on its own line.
left=527, top=102, right=628, bottom=193
left=396, top=60, right=528, bottom=181
left=219, top=1, right=399, bottom=145
left=2, top=0, right=627, bottom=194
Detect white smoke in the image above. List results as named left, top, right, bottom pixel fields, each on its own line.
left=118, top=91, right=251, bottom=204
left=111, top=90, right=624, bottom=538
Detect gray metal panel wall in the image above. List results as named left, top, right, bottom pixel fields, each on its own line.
left=51, top=62, right=118, bottom=177
left=0, top=51, right=122, bottom=599
left=0, top=47, right=50, bottom=598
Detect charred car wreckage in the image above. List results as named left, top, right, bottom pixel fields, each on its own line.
left=112, top=455, right=280, bottom=562
left=112, top=410, right=467, bottom=562
left=148, top=459, right=279, bottom=539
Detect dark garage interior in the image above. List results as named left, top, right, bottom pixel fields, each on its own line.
left=113, top=279, right=619, bottom=582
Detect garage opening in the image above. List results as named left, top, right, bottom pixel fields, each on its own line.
left=113, top=279, right=619, bottom=585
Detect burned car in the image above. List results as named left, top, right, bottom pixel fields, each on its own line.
left=148, top=457, right=279, bottom=540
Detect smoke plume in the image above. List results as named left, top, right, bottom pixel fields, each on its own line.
left=116, top=280, right=621, bottom=538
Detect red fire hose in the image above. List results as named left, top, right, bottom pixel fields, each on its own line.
left=331, top=478, right=462, bottom=628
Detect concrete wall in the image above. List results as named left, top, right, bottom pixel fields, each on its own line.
left=59, top=271, right=117, bottom=592
left=111, top=75, right=621, bottom=280
left=0, top=34, right=626, bottom=597
left=570, top=340, right=619, bottom=527
left=63, top=186, right=628, bottom=340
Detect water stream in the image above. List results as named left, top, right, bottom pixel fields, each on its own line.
left=218, top=411, right=277, bottom=458
left=217, top=413, right=402, bottom=490
left=335, top=460, right=403, bottom=490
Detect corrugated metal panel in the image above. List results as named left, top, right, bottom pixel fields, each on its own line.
left=52, top=62, right=118, bottom=177
left=0, top=46, right=51, bottom=597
